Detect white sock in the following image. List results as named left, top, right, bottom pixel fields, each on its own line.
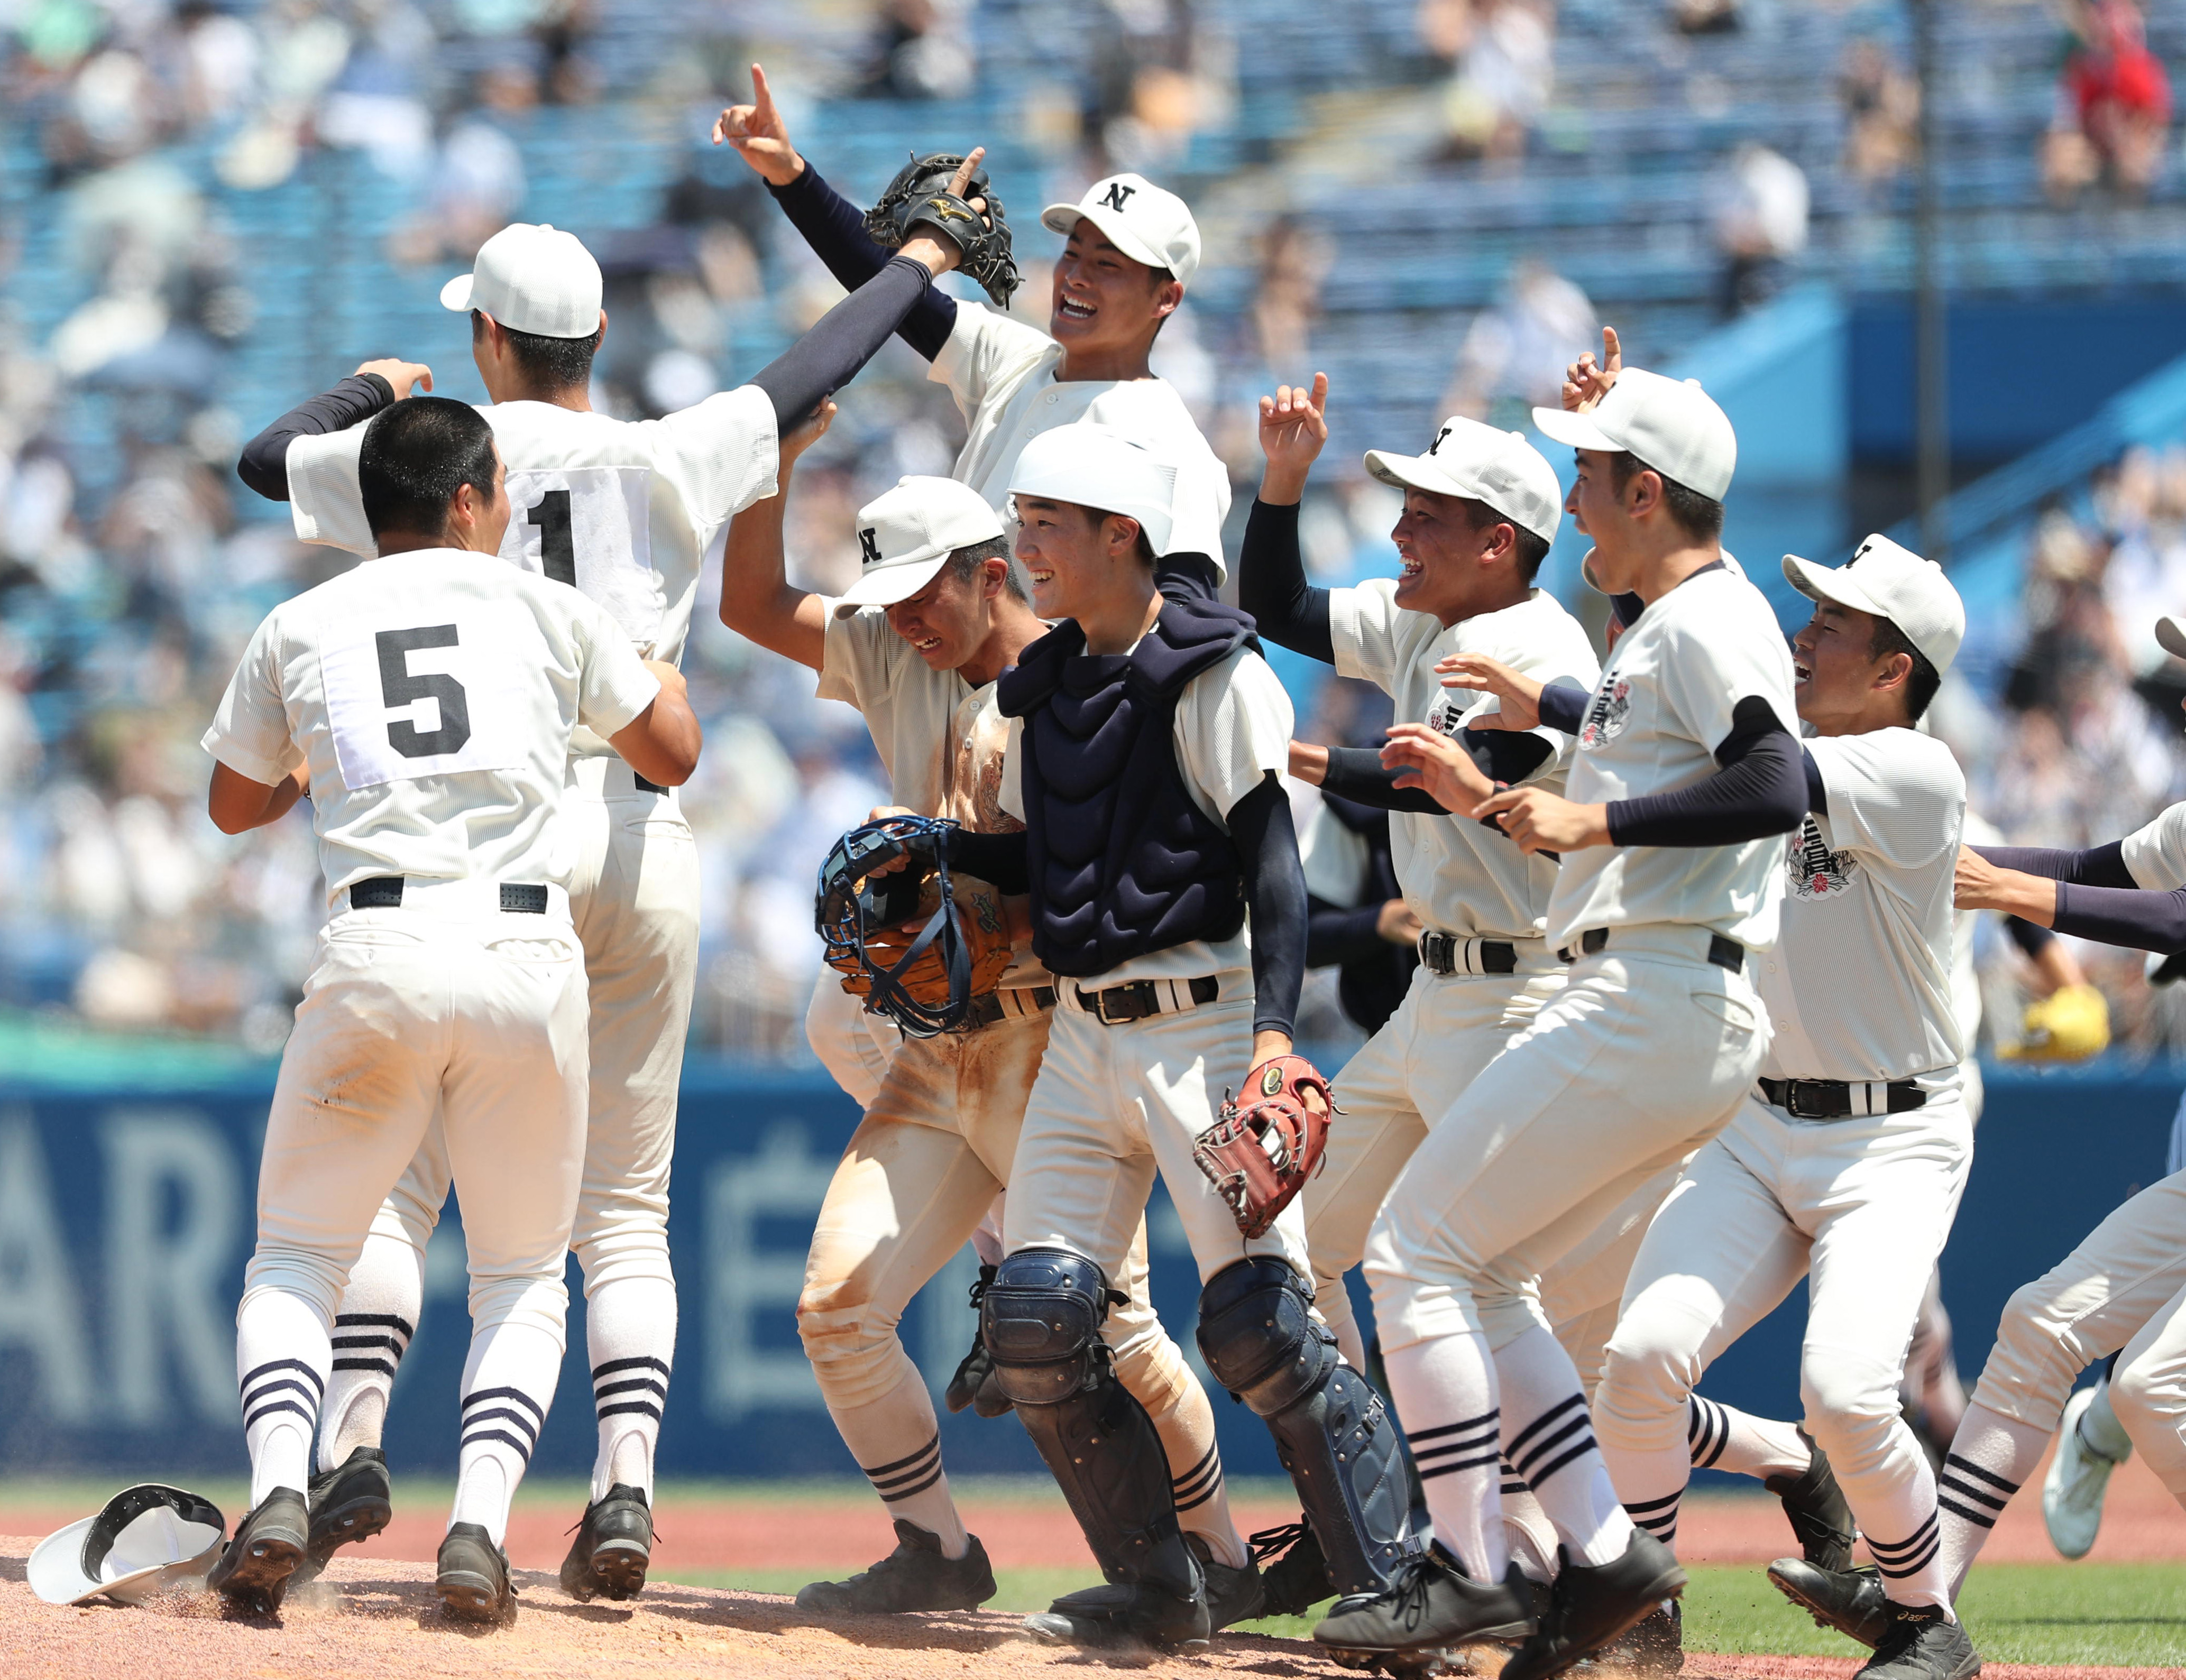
left=1498, top=1324, right=1634, bottom=1568
left=585, top=1275, right=676, bottom=1502
left=2080, top=1373, right=2135, bottom=1463
left=1501, top=1460, right=1560, bottom=1582
left=318, top=1232, right=424, bottom=1474
left=1689, top=1393, right=1811, bottom=1480
left=826, top=1365, right=970, bottom=1559
left=236, top=1289, right=330, bottom=1506
left=1384, top=1331, right=1507, bottom=1583
left=1937, top=1401, right=2050, bottom=1600
left=452, top=1319, right=564, bottom=1545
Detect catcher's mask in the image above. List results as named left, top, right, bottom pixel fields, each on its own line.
left=815, top=813, right=979, bottom=1038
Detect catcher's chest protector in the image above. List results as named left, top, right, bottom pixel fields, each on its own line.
left=999, top=593, right=1254, bottom=977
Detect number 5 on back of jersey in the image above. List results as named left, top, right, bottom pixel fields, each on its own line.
left=320, top=604, right=538, bottom=790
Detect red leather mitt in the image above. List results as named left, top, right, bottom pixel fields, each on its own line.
left=1193, top=1054, right=1335, bottom=1239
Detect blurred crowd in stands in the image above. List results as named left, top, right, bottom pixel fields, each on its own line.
left=2, top=0, right=2184, bottom=1064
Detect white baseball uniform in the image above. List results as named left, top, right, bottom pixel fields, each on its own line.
left=1597, top=725, right=1970, bottom=1609
left=205, top=546, right=660, bottom=1534
left=284, top=388, right=779, bottom=1497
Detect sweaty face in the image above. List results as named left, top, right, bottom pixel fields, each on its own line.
left=884, top=562, right=990, bottom=672
left=1390, top=488, right=1505, bottom=622
left=1049, top=226, right=1179, bottom=357
left=1791, top=600, right=1891, bottom=727
left=1014, top=496, right=1114, bottom=622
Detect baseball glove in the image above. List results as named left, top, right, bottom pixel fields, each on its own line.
left=2003, top=981, right=2111, bottom=1063
left=815, top=814, right=1013, bottom=1037
left=1194, top=1054, right=1335, bottom=1239
left=865, top=151, right=1021, bottom=308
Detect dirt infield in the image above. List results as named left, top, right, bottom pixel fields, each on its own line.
left=0, top=1540, right=2167, bottom=1680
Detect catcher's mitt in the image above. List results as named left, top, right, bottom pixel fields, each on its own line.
left=2003, top=981, right=2111, bottom=1063
left=1194, top=1055, right=1335, bottom=1239
left=815, top=814, right=1013, bottom=1037
left=865, top=151, right=1021, bottom=308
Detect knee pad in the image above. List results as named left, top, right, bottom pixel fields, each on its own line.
left=1196, top=1257, right=1339, bottom=1415
left=981, top=1247, right=1114, bottom=1407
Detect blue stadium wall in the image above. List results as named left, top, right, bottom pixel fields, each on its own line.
left=0, top=1063, right=2174, bottom=1483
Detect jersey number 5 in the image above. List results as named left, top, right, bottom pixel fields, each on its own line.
left=376, top=625, right=472, bottom=758
left=527, top=489, right=577, bottom=588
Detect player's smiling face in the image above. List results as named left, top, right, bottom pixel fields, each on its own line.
left=1014, top=495, right=1130, bottom=621
left=1792, top=600, right=1902, bottom=731
left=1390, top=488, right=1518, bottom=624
left=884, top=562, right=990, bottom=671
left=1050, top=226, right=1182, bottom=357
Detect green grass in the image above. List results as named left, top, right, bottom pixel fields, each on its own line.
left=653, top=1562, right=2186, bottom=1669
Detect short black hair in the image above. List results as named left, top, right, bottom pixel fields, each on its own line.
left=472, top=309, right=601, bottom=392
left=1068, top=501, right=1159, bottom=565
left=945, top=537, right=1027, bottom=601
left=1869, top=614, right=1942, bottom=722
left=1609, top=451, right=1725, bottom=543
left=359, top=396, right=499, bottom=539
left=1455, top=497, right=1553, bottom=582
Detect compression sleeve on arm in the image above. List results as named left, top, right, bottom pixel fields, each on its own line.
left=1320, top=747, right=1449, bottom=815
left=1230, top=776, right=1307, bottom=1039
left=2052, top=883, right=2186, bottom=955
left=1802, top=745, right=1828, bottom=817
left=749, top=254, right=937, bottom=428
left=2005, top=915, right=2056, bottom=958
left=1236, top=499, right=1334, bottom=662
left=1537, top=679, right=1588, bottom=734
left=947, top=827, right=1030, bottom=895
left=1973, top=841, right=2136, bottom=889
left=235, top=372, right=393, bottom=502
left=1605, top=696, right=1806, bottom=847
left=1308, top=896, right=1392, bottom=968
left=767, top=163, right=958, bottom=362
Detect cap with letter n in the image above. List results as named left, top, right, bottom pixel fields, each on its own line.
left=1532, top=366, right=1737, bottom=503
left=1042, top=173, right=1201, bottom=287
left=1007, top=422, right=1179, bottom=557
left=1364, top=415, right=1563, bottom=546
left=439, top=222, right=603, bottom=339
left=30, top=1484, right=226, bottom=1605
left=1783, top=533, right=1964, bottom=675
left=834, top=475, right=1008, bottom=615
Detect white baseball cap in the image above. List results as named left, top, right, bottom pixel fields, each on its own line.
left=439, top=223, right=603, bottom=339
left=1364, top=416, right=1563, bottom=546
left=1533, top=366, right=1737, bottom=503
left=1042, top=174, right=1201, bottom=288
left=30, top=1485, right=226, bottom=1605
left=1008, top=423, right=1178, bottom=556
left=835, top=475, right=1007, bottom=614
left=1783, top=533, right=1964, bottom=675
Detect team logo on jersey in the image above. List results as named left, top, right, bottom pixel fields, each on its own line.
left=858, top=527, right=883, bottom=568
left=1787, top=816, right=1859, bottom=900
left=1425, top=689, right=1463, bottom=738
left=1577, top=677, right=1632, bottom=749
left=1100, top=180, right=1136, bottom=212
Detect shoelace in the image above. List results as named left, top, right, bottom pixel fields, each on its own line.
left=1248, top=1520, right=1308, bottom=1565
left=1376, top=1552, right=1448, bottom=1631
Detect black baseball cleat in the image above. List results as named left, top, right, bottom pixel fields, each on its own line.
left=1312, top=1548, right=1535, bottom=1672
left=1191, top=1532, right=1266, bottom=1630
left=1251, top=1519, right=1333, bottom=1618
left=1765, top=1432, right=1858, bottom=1573
left=795, top=1519, right=996, bottom=1614
left=559, top=1483, right=655, bottom=1601
left=944, top=1266, right=1011, bottom=1418
left=208, top=1487, right=310, bottom=1614
left=1767, top=1556, right=1893, bottom=1649
left=1591, top=1600, right=1684, bottom=1676
left=297, top=1447, right=392, bottom=1582
left=1024, top=1554, right=1210, bottom=1651
left=1500, top=1530, right=1687, bottom=1680
left=1855, top=1603, right=1982, bottom=1680
left=437, top=1521, right=516, bottom=1623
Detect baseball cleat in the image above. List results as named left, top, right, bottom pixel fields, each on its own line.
left=794, top=1519, right=996, bottom=1614
left=1765, top=1431, right=1858, bottom=1573
left=208, top=1486, right=310, bottom=1614
left=2044, top=1385, right=2128, bottom=1561
left=1024, top=1558, right=1210, bottom=1651
left=1767, top=1556, right=1891, bottom=1648
left=436, top=1521, right=516, bottom=1624
left=1854, top=1603, right=1981, bottom=1680
left=1311, top=1549, right=1534, bottom=1672
left=1591, top=1600, right=1683, bottom=1675
left=296, top=1446, right=392, bottom=1582
left=559, top=1483, right=654, bottom=1601
left=1190, top=1532, right=1266, bottom=1630
left=1499, top=1530, right=1686, bottom=1680
left=1250, top=1518, right=1333, bottom=1618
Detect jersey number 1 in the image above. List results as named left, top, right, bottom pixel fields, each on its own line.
left=527, top=489, right=577, bottom=587
left=376, top=625, right=472, bottom=758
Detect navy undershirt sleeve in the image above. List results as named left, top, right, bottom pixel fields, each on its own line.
left=1320, top=747, right=1448, bottom=815
left=748, top=255, right=936, bottom=428
left=1972, top=841, right=2136, bottom=889
left=1803, top=746, right=1828, bottom=817
left=767, top=162, right=958, bottom=362
left=1308, top=895, right=1390, bottom=969
left=235, top=372, right=393, bottom=502
left=2005, top=915, right=2056, bottom=958
left=945, top=827, right=1030, bottom=894
left=1537, top=680, right=1588, bottom=734
left=1230, top=775, right=1306, bottom=1039
left=1237, top=499, right=1334, bottom=663
left=2052, top=883, right=2186, bottom=954
left=1605, top=696, right=1806, bottom=847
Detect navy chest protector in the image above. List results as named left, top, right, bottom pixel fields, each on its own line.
left=997, top=565, right=1258, bottom=978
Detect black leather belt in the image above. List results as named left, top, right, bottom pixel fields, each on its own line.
left=1556, top=926, right=1744, bottom=974
left=1759, top=1077, right=1927, bottom=1120
left=955, top=986, right=1058, bottom=1033
left=1418, top=932, right=1518, bottom=976
left=1077, top=975, right=1219, bottom=1026
left=351, top=876, right=549, bottom=914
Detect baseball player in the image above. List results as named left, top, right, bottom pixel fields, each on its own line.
left=231, top=184, right=998, bottom=1597
left=200, top=397, right=700, bottom=1621
left=1316, top=365, right=1806, bottom=1677
left=715, top=410, right=1259, bottom=1622
left=1587, top=539, right=1980, bottom=1680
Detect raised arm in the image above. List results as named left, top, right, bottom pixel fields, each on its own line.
left=235, top=361, right=430, bottom=501
left=1237, top=375, right=1335, bottom=662
left=718, top=402, right=837, bottom=672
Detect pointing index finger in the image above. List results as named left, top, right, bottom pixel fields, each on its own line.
left=947, top=147, right=986, bottom=200
left=751, top=62, right=775, bottom=114
left=1602, top=325, right=1622, bottom=370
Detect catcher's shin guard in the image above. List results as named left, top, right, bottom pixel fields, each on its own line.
left=1197, top=1257, right=1427, bottom=1594
left=982, top=1248, right=1198, bottom=1600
